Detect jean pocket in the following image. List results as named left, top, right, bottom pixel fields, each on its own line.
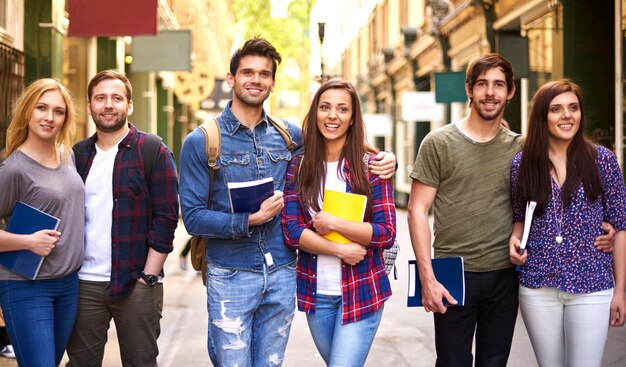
left=285, top=258, right=298, bottom=271
left=207, top=264, right=238, bottom=279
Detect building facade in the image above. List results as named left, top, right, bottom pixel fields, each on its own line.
left=318, top=0, right=626, bottom=207
left=0, top=0, right=235, bottom=163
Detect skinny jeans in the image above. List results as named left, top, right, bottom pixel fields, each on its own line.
left=519, top=285, right=612, bottom=367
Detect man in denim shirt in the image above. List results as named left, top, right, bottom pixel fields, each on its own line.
left=179, top=38, right=395, bottom=366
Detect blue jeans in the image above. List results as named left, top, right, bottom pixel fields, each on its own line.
left=0, top=272, right=79, bottom=367
left=306, top=295, right=384, bottom=367
left=206, top=260, right=296, bottom=366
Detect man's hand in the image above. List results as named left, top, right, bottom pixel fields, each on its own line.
left=312, top=211, right=334, bottom=236
left=335, top=242, right=367, bottom=266
left=595, top=222, right=616, bottom=253
left=27, top=229, right=60, bottom=256
left=249, top=191, right=284, bottom=226
left=421, top=277, right=457, bottom=314
left=369, top=151, right=396, bottom=179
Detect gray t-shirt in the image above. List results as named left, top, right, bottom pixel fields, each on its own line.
left=0, top=150, right=85, bottom=280
left=410, top=123, right=522, bottom=272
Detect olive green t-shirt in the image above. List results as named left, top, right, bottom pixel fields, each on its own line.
left=410, top=123, right=522, bottom=272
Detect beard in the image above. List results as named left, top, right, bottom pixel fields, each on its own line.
left=472, top=98, right=507, bottom=121
left=92, top=111, right=128, bottom=132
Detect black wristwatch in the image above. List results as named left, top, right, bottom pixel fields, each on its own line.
left=140, top=271, right=158, bottom=287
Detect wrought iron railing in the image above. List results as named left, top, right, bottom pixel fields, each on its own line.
left=0, top=42, right=24, bottom=149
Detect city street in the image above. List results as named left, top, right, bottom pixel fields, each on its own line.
left=1, top=210, right=624, bottom=366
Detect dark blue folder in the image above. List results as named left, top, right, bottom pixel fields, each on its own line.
left=227, top=177, right=274, bottom=213
left=1, top=201, right=60, bottom=280
left=407, top=257, right=465, bottom=307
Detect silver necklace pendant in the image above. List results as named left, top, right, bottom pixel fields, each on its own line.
left=555, top=235, right=563, bottom=244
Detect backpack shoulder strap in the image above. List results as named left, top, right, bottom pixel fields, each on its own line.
left=267, top=114, right=296, bottom=152
left=143, top=133, right=163, bottom=186
left=198, top=118, right=221, bottom=170
left=72, top=137, right=91, bottom=160
left=197, top=119, right=221, bottom=207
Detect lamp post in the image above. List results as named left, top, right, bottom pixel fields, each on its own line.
left=318, top=22, right=326, bottom=82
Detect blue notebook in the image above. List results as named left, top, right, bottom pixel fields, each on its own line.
left=227, top=177, right=274, bottom=213
left=1, top=201, right=60, bottom=280
left=407, top=257, right=465, bottom=307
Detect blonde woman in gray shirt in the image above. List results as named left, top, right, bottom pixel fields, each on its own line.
left=0, top=78, right=84, bottom=366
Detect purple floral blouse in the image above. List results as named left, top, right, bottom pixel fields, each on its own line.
left=510, top=145, right=626, bottom=293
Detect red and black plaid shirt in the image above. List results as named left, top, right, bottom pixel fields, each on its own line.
left=74, top=123, right=179, bottom=299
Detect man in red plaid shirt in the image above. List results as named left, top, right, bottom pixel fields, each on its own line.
left=66, top=70, right=179, bottom=367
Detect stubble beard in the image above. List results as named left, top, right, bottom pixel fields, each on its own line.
left=93, top=113, right=127, bottom=133
left=473, top=98, right=507, bottom=122
left=234, top=84, right=269, bottom=108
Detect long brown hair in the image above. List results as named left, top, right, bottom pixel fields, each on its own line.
left=517, top=79, right=601, bottom=216
left=297, top=79, right=378, bottom=217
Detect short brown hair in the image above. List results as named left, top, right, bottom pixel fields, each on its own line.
left=88, top=69, right=133, bottom=101
left=229, top=37, right=282, bottom=79
left=466, top=53, right=515, bottom=95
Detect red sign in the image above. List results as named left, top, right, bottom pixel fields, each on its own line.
left=68, top=0, right=158, bottom=37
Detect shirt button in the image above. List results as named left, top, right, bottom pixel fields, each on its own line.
left=257, top=159, right=262, bottom=164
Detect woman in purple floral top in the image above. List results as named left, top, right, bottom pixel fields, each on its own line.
left=509, top=80, right=626, bottom=367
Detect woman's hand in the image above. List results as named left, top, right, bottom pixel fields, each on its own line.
left=27, top=229, right=60, bottom=256
left=312, top=211, right=334, bottom=236
left=509, top=235, right=527, bottom=266
left=610, top=291, right=626, bottom=327
left=335, top=242, right=367, bottom=266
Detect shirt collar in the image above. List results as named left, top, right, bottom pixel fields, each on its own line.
left=220, top=101, right=269, bottom=135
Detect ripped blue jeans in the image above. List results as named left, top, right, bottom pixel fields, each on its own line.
left=206, top=260, right=296, bottom=366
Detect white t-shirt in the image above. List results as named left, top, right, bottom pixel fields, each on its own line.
left=79, top=140, right=120, bottom=281
left=315, top=160, right=346, bottom=296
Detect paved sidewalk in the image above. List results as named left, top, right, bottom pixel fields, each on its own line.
left=1, top=210, right=624, bottom=366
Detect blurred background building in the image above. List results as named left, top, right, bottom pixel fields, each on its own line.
left=312, top=0, right=626, bottom=206
left=1, top=0, right=626, bottom=208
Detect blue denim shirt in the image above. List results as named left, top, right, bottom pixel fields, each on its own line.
left=179, top=102, right=303, bottom=271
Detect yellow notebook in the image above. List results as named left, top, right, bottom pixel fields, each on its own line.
left=322, top=190, right=367, bottom=244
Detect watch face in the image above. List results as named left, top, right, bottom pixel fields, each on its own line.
left=142, top=273, right=158, bottom=286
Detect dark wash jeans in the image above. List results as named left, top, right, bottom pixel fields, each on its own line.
left=0, top=271, right=79, bottom=367
left=434, top=267, right=519, bottom=367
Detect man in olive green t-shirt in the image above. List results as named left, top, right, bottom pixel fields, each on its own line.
left=407, top=54, right=615, bottom=367
left=408, top=54, right=521, bottom=366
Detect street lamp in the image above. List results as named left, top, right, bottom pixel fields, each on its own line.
left=318, top=22, right=326, bottom=81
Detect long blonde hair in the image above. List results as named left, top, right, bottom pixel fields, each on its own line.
left=4, top=78, right=76, bottom=164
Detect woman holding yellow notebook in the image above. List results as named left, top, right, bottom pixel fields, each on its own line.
left=282, top=79, right=396, bottom=366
